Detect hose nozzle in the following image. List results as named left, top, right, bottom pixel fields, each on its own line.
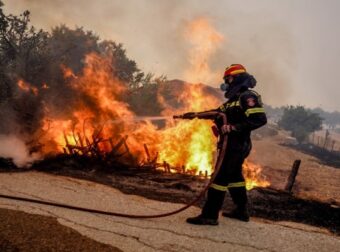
left=173, top=112, right=197, bottom=120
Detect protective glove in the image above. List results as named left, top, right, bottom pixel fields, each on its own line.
left=221, top=124, right=235, bottom=134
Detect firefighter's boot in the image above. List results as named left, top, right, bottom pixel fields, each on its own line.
left=223, top=186, right=250, bottom=222
left=186, top=188, right=225, bottom=225
left=222, top=204, right=250, bottom=222
left=186, top=215, right=218, bottom=225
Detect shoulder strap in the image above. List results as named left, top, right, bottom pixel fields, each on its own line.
left=238, top=90, right=263, bottom=109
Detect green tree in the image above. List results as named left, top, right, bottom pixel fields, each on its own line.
left=47, top=27, right=146, bottom=89
left=99, top=41, right=143, bottom=86
left=311, top=107, right=340, bottom=129
left=0, top=4, right=48, bottom=136
left=48, top=25, right=99, bottom=74
left=0, top=8, right=49, bottom=83
left=278, top=105, right=323, bottom=143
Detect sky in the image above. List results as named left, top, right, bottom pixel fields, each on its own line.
left=3, top=0, right=340, bottom=111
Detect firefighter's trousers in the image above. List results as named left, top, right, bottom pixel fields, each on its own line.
left=201, top=149, right=248, bottom=220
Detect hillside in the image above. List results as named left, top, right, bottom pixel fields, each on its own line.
left=251, top=127, right=340, bottom=204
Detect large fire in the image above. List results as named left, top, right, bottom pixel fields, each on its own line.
left=17, top=53, right=269, bottom=190
left=15, top=17, right=270, bottom=190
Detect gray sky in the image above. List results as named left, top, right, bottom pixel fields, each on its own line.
left=3, top=0, right=340, bottom=111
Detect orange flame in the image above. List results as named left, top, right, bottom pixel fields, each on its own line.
left=156, top=83, right=220, bottom=175
left=243, top=160, right=270, bottom=190
left=183, top=17, right=224, bottom=85
left=40, top=54, right=160, bottom=160
left=157, top=119, right=216, bottom=175
left=17, top=79, right=39, bottom=95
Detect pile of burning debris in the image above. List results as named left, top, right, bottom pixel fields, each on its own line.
left=60, top=127, right=186, bottom=174
left=32, top=117, right=269, bottom=191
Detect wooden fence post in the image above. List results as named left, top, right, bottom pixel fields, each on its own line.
left=285, top=160, right=302, bottom=193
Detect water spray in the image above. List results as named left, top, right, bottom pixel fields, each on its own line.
left=109, top=116, right=173, bottom=124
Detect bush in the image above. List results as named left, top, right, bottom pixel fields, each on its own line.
left=278, top=106, right=323, bottom=143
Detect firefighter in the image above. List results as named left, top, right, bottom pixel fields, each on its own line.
left=183, top=64, right=267, bottom=225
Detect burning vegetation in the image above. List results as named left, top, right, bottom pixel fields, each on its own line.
left=0, top=6, right=269, bottom=190
left=15, top=52, right=269, bottom=190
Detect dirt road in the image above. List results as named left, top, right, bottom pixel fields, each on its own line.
left=0, top=171, right=339, bottom=252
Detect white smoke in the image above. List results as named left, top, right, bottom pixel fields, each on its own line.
left=3, top=0, right=296, bottom=107
left=0, top=135, right=40, bottom=167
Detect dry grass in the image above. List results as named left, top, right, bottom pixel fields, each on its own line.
left=250, top=130, right=340, bottom=204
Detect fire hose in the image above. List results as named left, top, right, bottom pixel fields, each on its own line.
left=0, top=112, right=227, bottom=219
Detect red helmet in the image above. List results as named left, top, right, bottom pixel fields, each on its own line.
left=223, top=64, right=246, bottom=79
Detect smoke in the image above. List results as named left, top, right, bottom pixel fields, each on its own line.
left=3, top=0, right=297, bottom=107
left=182, top=17, right=224, bottom=85
left=0, top=82, right=42, bottom=167
left=0, top=135, right=39, bottom=166
left=0, top=1, right=299, bottom=165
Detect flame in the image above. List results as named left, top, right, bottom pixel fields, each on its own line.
left=34, top=52, right=268, bottom=189
left=243, top=160, right=270, bottom=190
left=158, top=119, right=216, bottom=175
left=156, top=83, right=220, bottom=175
left=18, top=79, right=30, bottom=92
left=40, top=53, right=160, bottom=160
left=158, top=16, right=224, bottom=175
left=17, top=79, right=39, bottom=95
left=183, top=17, right=224, bottom=85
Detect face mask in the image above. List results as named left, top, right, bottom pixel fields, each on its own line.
left=220, top=83, right=229, bottom=92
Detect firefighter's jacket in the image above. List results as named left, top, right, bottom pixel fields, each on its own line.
left=215, top=89, right=267, bottom=155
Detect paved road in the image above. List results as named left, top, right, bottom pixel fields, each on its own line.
left=0, top=171, right=339, bottom=252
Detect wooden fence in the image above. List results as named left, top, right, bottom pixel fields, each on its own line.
left=309, top=131, right=340, bottom=153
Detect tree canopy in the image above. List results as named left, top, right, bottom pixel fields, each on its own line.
left=278, top=105, right=323, bottom=143
left=311, top=107, right=340, bottom=129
